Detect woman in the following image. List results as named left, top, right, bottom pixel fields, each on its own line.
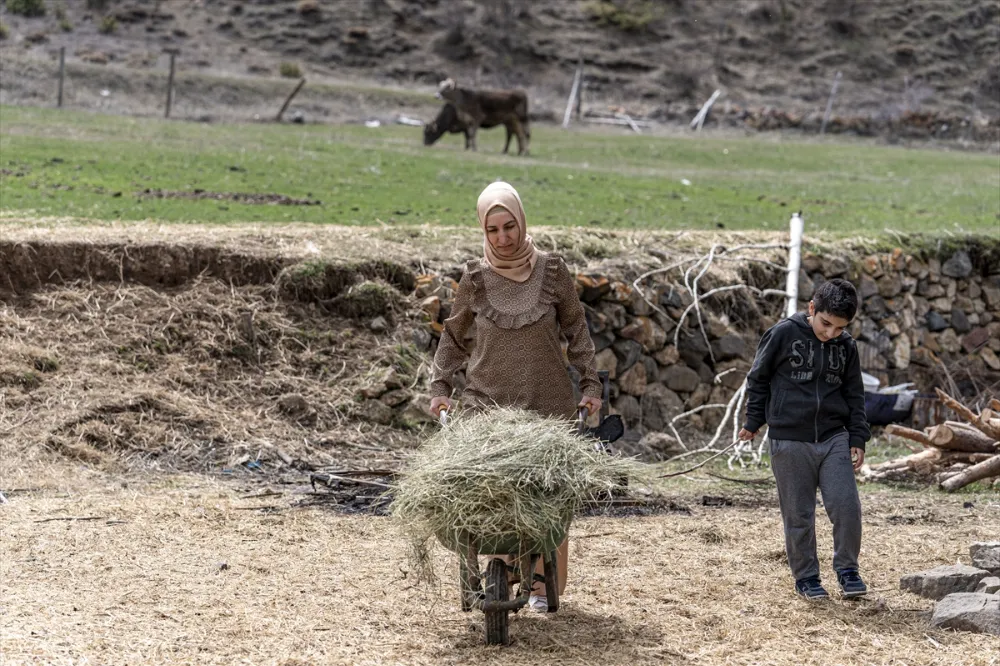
left=429, top=181, right=603, bottom=612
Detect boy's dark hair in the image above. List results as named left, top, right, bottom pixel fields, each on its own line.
left=812, top=278, right=859, bottom=321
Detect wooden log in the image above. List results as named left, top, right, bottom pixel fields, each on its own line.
left=940, top=454, right=1000, bottom=492
left=927, top=424, right=1000, bottom=453
left=885, top=424, right=933, bottom=448
left=934, top=388, right=1000, bottom=441
left=870, top=447, right=940, bottom=471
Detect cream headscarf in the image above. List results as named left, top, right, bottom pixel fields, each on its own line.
left=476, top=181, right=538, bottom=283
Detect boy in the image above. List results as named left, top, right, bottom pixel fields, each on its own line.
left=739, top=278, right=871, bottom=600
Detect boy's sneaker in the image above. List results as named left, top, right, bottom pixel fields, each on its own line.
left=837, top=569, right=868, bottom=598
left=795, top=577, right=830, bottom=600
left=528, top=594, right=548, bottom=612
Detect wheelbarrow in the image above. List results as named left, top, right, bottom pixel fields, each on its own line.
left=436, top=371, right=623, bottom=645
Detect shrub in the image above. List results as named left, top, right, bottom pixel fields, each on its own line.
left=86, top=0, right=109, bottom=10
left=98, top=15, right=116, bottom=33
left=6, top=0, right=46, bottom=17
left=279, top=61, right=302, bottom=78
left=0, top=23, right=8, bottom=39
left=297, top=0, right=319, bottom=15
left=59, top=18, right=72, bottom=31
left=583, top=0, right=655, bottom=32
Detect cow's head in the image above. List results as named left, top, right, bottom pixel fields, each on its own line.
left=423, top=121, right=441, bottom=145
left=436, top=78, right=458, bottom=101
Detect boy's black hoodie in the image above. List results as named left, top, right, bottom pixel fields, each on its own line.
left=743, top=312, right=871, bottom=450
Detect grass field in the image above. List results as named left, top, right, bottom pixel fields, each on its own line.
left=2, top=106, right=998, bottom=234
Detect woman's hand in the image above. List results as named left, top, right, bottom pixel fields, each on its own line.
left=430, top=396, right=452, bottom=418
left=579, top=396, right=602, bottom=417
left=738, top=428, right=757, bottom=441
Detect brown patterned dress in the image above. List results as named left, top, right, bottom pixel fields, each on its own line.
left=430, top=252, right=602, bottom=419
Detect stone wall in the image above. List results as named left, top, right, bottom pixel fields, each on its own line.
left=411, top=245, right=1000, bottom=457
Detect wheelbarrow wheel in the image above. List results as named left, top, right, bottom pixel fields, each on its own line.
left=484, top=557, right=509, bottom=646
left=543, top=550, right=560, bottom=613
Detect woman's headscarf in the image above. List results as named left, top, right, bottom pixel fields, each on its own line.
left=475, top=181, right=538, bottom=283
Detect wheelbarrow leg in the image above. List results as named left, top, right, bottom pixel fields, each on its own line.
left=459, top=539, right=481, bottom=612
left=543, top=549, right=560, bottom=612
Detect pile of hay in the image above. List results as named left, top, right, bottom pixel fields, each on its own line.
left=392, top=407, right=647, bottom=579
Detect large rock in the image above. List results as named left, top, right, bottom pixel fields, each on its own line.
left=594, top=348, right=618, bottom=380
left=640, top=383, right=684, bottom=432
left=976, top=577, right=1000, bottom=595
left=618, top=362, right=647, bottom=396
left=878, top=274, right=903, bottom=298
left=971, top=542, right=1000, bottom=573
left=611, top=394, right=642, bottom=430
left=617, top=431, right=684, bottom=461
left=864, top=295, right=888, bottom=320
left=900, top=564, right=991, bottom=600
left=591, top=330, right=615, bottom=353
left=926, top=311, right=949, bottom=332
left=951, top=309, right=971, bottom=334
left=930, top=593, right=1000, bottom=635
left=676, top=331, right=710, bottom=367
left=685, top=383, right=712, bottom=409
left=598, top=301, right=627, bottom=330
left=983, top=284, right=1000, bottom=310
left=577, top=274, right=611, bottom=303
left=942, top=250, right=973, bottom=279
left=620, top=316, right=667, bottom=352
left=711, top=333, right=746, bottom=361
left=859, top=274, right=879, bottom=299
left=892, top=334, right=911, bottom=370
left=654, top=346, right=680, bottom=366
left=938, top=329, right=962, bottom=354
left=613, top=339, right=643, bottom=375
left=662, top=364, right=701, bottom=393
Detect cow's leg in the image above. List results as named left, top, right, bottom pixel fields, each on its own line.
left=512, top=119, right=528, bottom=156
left=502, top=123, right=513, bottom=154
left=468, top=123, right=479, bottom=151
left=464, top=129, right=472, bottom=150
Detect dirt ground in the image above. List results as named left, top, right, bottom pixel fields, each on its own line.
left=1, top=453, right=998, bottom=666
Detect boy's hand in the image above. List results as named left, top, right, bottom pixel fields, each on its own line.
left=851, top=447, right=865, bottom=471
left=738, top=428, right=756, bottom=442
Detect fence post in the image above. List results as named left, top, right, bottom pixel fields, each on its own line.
left=57, top=46, right=65, bottom=108
left=575, top=54, right=583, bottom=119
left=164, top=50, right=178, bottom=118
left=276, top=78, right=307, bottom=122
left=820, top=71, right=842, bottom=135
left=785, top=211, right=804, bottom=318
left=562, top=65, right=582, bottom=129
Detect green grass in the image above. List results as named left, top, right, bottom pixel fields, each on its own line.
left=1, top=105, right=998, bottom=233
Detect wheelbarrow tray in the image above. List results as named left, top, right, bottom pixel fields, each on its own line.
left=436, top=516, right=571, bottom=556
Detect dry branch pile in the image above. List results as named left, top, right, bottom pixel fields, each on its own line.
left=868, top=389, right=1000, bottom=491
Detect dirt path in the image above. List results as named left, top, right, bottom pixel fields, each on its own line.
left=1, top=460, right=997, bottom=666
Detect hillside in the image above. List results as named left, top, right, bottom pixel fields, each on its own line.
left=1, top=0, right=998, bottom=122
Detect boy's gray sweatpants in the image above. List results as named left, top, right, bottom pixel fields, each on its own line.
left=770, top=430, right=862, bottom=582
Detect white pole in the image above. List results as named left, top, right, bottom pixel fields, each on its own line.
left=785, top=211, right=804, bottom=318
left=820, top=71, right=841, bottom=135
left=690, top=89, right=722, bottom=131
left=562, top=67, right=582, bottom=129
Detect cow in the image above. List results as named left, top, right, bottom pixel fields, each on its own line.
left=423, top=103, right=515, bottom=153
left=432, top=78, right=531, bottom=155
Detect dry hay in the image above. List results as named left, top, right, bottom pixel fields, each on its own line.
left=1, top=461, right=997, bottom=666
left=392, top=408, right=647, bottom=580
left=0, top=274, right=430, bottom=473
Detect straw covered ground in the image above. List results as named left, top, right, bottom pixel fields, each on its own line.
left=1, top=455, right=998, bottom=666
left=2, top=222, right=999, bottom=665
